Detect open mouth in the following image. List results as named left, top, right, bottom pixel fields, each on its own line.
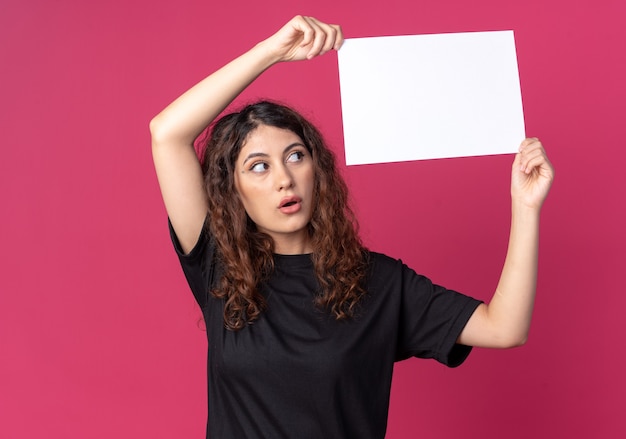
left=279, top=196, right=301, bottom=209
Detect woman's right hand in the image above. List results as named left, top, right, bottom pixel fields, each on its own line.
left=259, top=15, right=344, bottom=63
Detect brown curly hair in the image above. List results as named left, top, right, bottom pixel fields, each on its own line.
left=200, top=101, right=368, bottom=330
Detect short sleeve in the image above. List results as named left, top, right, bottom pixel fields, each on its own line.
left=168, top=218, right=217, bottom=310
left=394, top=259, right=482, bottom=367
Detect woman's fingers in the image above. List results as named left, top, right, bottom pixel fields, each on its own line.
left=302, top=17, right=342, bottom=58
left=302, top=16, right=326, bottom=58
left=518, top=138, right=547, bottom=174
left=280, top=15, right=342, bottom=60
left=511, top=137, right=554, bottom=208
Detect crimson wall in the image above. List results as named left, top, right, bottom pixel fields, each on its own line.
left=1, top=0, right=624, bottom=437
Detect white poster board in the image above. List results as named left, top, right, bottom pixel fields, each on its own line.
left=337, top=30, right=525, bottom=165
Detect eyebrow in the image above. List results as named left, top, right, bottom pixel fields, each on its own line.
left=242, top=142, right=306, bottom=165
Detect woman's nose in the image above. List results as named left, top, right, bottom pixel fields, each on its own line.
left=275, top=165, right=294, bottom=191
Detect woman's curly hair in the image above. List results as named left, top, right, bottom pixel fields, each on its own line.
left=200, top=100, right=368, bottom=330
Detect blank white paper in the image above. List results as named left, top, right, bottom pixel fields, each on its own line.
left=337, top=31, right=525, bottom=165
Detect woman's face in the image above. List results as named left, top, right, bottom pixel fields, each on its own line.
left=234, top=124, right=315, bottom=254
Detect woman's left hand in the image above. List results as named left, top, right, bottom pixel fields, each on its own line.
left=511, top=138, right=555, bottom=210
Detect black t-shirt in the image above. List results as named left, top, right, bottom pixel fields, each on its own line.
left=170, top=223, right=482, bottom=439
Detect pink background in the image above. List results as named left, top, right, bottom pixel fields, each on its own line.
left=1, top=0, right=625, bottom=437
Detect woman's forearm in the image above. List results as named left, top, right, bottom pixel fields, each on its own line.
left=488, top=203, right=541, bottom=346
left=150, top=42, right=277, bottom=147
left=150, top=15, right=343, bottom=147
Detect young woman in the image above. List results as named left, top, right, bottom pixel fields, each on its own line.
left=150, top=15, right=554, bottom=439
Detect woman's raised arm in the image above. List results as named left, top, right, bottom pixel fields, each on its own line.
left=458, top=138, right=554, bottom=348
left=149, top=16, right=343, bottom=253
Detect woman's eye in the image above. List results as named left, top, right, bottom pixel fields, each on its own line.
left=286, top=151, right=305, bottom=163
left=250, top=162, right=268, bottom=173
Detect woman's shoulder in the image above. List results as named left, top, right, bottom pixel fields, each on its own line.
left=366, top=250, right=403, bottom=266
left=365, top=251, right=407, bottom=276
left=364, top=250, right=430, bottom=286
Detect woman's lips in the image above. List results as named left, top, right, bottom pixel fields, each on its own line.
left=278, top=196, right=302, bottom=214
